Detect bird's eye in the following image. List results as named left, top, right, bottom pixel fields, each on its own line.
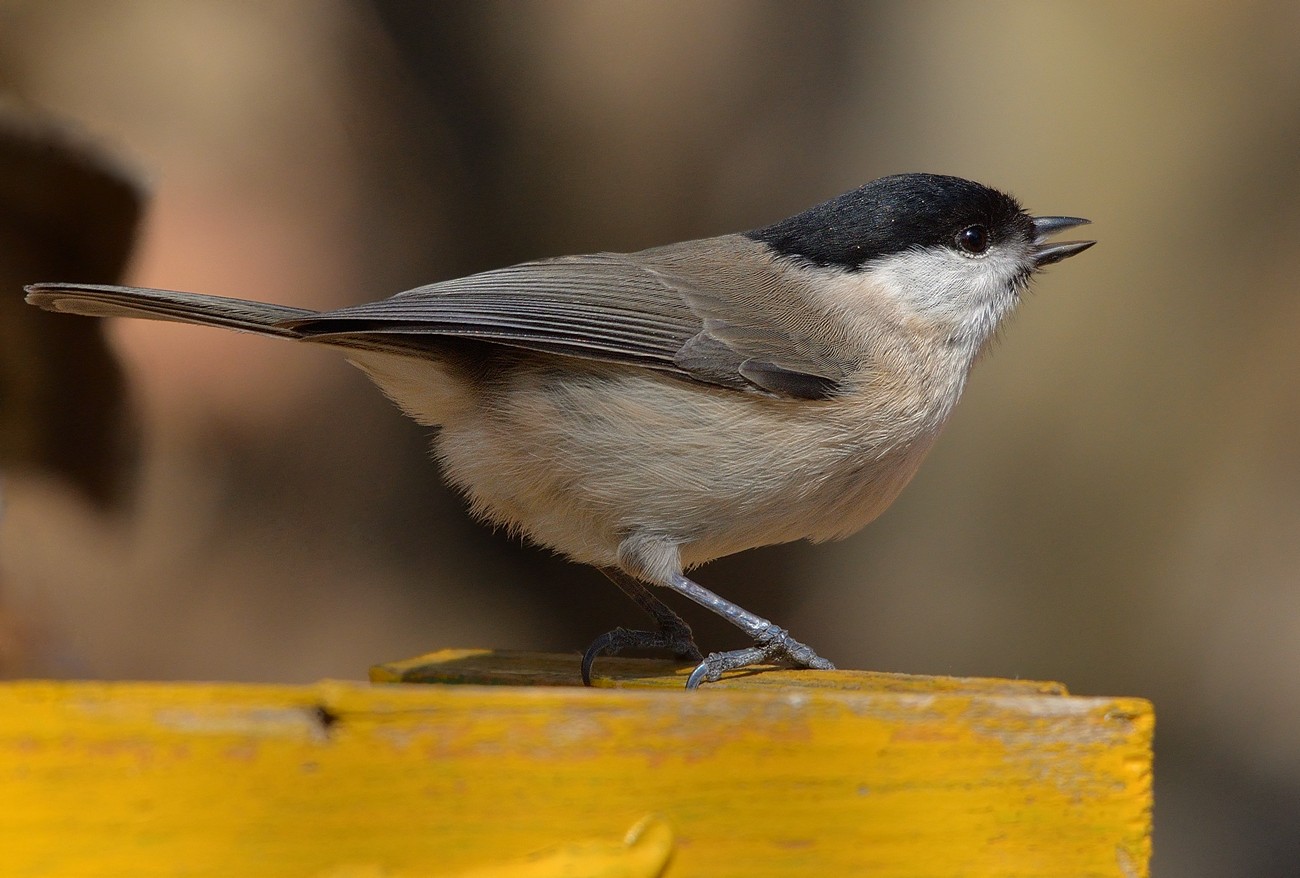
left=956, top=225, right=990, bottom=256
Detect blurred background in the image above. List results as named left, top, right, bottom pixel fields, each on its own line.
left=0, top=1, right=1297, bottom=874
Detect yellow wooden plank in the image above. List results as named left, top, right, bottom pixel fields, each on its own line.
left=315, top=815, right=673, bottom=878
left=446, top=815, right=674, bottom=878
left=0, top=660, right=1152, bottom=878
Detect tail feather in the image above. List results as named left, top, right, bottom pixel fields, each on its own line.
left=24, top=283, right=315, bottom=338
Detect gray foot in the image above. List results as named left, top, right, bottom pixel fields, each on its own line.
left=685, top=626, right=835, bottom=689
left=581, top=624, right=704, bottom=685
left=581, top=568, right=705, bottom=686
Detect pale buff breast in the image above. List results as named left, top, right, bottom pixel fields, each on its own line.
left=429, top=349, right=968, bottom=570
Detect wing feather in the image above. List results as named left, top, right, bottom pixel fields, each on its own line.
left=284, top=239, right=857, bottom=398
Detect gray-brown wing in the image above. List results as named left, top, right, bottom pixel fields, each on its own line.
left=289, top=252, right=701, bottom=370
left=286, top=240, right=855, bottom=399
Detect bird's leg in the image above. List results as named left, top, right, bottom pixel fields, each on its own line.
left=663, top=572, right=835, bottom=689
left=580, top=568, right=704, bottom=685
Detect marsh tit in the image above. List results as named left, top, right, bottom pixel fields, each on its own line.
left=26, top=172, right=1094, bottom=688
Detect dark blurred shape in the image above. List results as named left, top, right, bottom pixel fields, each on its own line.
left=0, top=101, right=142, bottom=508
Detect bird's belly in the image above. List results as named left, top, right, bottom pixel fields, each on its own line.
left=432, top=362, right=946, bottom=568
left=674, top=433, right=937, bottom=567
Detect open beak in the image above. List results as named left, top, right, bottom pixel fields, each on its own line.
left=1031, top=216, right=1095, bottom=267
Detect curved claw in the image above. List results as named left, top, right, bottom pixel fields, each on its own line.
left=580, top=630, right=621, bottom=686
left=580, top=625, right=704, bottom=686
left=683, top=629, right=835, bottom=689
left=686, top=646, right=768, bottom=689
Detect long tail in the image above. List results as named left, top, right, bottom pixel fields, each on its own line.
left=24, top=283, right=315, bottom=338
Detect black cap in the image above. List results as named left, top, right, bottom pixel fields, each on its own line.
left=746, top=173, right=1033, bottom=271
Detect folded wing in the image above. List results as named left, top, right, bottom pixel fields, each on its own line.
left=291, top=238, right=856, bottom=400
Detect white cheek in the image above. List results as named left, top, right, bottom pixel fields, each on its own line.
left=863, top=246, right=1026, bottom=337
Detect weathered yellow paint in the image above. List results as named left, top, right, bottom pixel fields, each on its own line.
left=0, top=651, right=1152, bottom=877
left=314, top=815, right=673, bottom=878
left=448, top=815, right=673, bottom=878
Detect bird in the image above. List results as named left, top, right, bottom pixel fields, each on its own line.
left=25, top=172, right=1094, bottom=688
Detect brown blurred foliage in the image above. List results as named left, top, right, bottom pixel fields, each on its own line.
left=1, top=2, right=1299, bottom=875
